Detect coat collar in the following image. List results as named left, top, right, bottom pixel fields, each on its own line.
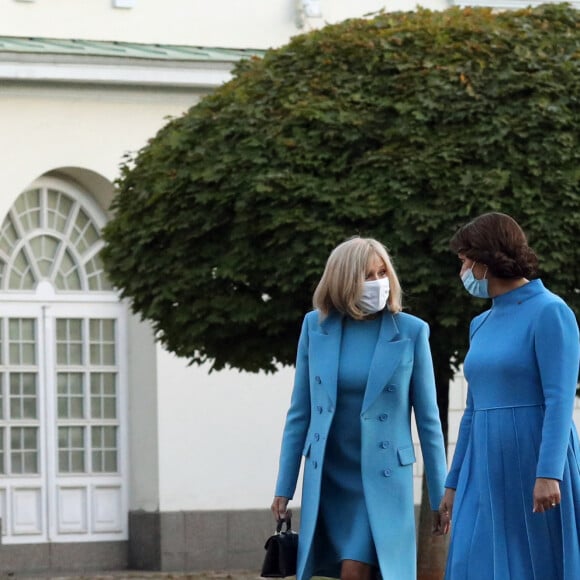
left=313, top=310, right=408, bottom=413
left=317, top=308, right=400, bottom=339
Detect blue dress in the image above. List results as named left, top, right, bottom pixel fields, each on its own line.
left=313, top=315, right=381, bottom=574
left=445, top=280, right=580, bottom=580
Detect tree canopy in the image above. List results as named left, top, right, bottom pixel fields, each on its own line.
left=103, top=4, right=580, bottom=387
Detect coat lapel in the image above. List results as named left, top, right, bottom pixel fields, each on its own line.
left=309, top=311, right=342, bottom=408
left=361, top=312, right=408, bottom=414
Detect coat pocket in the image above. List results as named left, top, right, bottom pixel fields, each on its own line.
left=397, top=445, right=416, bottom=466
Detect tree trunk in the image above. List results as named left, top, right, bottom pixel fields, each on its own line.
left=416, top=363, right=452, bottom=580
left=417, top=474, right=449, bottom=580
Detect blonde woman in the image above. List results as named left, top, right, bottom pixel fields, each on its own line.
left=270, top=237, right=448, bottom=580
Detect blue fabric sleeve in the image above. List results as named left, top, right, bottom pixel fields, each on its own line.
left=410, top=322, right=448, bottom=509
left=445, top=314, right=483, bottom=489
left=534, top=300, right=580, bottom=480
left=274, top=315, right=311, bottom=499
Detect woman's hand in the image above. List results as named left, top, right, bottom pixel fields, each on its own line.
left=533, top=477, right=561, bottom=513
left=271, top=496, right=290, bottom=521
left=437, top=488, right=455, bottom=534
left=431, top=510, right=450, bottom=536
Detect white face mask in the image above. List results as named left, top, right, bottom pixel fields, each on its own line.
left=357, top=277, right=390, bottom=314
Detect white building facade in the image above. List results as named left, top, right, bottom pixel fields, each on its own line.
left=0, top=0, right=577, bottom=575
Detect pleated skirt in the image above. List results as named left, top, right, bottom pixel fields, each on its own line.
left=445, top=405, right=580, bottom=580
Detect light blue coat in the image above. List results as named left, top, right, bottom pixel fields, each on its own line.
left=274, top=309, right=447, bottom=580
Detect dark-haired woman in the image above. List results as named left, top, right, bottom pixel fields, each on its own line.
left=440, top=212, right=580, bottom=579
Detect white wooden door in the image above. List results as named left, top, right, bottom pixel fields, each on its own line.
left=0, top=177, right=128, bottom=544
left=0, top=302, right=128, bottom=543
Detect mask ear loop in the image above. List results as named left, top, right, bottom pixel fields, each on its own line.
left=472, top=262, right=488, bottom=280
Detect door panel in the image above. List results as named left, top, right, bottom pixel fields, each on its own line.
left=0, top=303, right=127, bottom=543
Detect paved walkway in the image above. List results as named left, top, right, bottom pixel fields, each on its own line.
left=5, top=571, right=262, bottom=580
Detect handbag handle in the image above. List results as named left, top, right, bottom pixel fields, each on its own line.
left=276, top=515, right=293, bottom=533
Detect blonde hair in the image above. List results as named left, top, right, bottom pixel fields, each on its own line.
left=312, top=237, right=402, bottom=319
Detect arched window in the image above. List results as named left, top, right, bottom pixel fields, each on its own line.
left=0, top=177, right=127, bottom=544
left=0, top=184, right=112, bottom=293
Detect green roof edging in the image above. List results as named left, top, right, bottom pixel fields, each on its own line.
left=0, top=36, right=265, bottom=62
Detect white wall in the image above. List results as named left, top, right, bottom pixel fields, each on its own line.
left=0, top=84, right=198, bottom=214
left=0, top=0, right=449, bottom=49
left=156, top=348, right=298, bottom=511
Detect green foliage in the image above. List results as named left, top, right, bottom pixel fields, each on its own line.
left=103, top=3, right=580, bottom=377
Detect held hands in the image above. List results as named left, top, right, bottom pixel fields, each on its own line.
left=431, top=510, right=450, bottom=536
left=436, top=488, right=455, bottom=535
left=533, top=477, right=561, bottom=513
left=271, top=496, right=291, bottom=522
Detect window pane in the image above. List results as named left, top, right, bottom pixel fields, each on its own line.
left=23, top=453, right=37, bottom=474
left=58, top=426, right=85, bottom=474
left=0, top=428, right=4, bottom=474
left=9, top=319, right=36, bottom=365
left=21, top=320, right=34, bottom=341
left=56, top=319, right=83, bottom=365
left=86, top=253, right=113, bottom=291
left=12, top=454, right=22, bottom=473
left=46, top=189, right=73, bottom=233
left=70, top=427, right=84, bottom=447
left=69, top=344, right=82, bottom=365
left=71, top=450, right=84, bottom=472
left=58, top=450, right=68, bottom=472
left=55, top=249, right=82, bottom=291
left=9, top=249, right=35, bottom=290
left=29, top=235, right=60, bottom=278
left=9, top=373, right=37, bottom=419
left=11, top=427, right=38, bottom=474
left=104, top=451, right=117, bottom=472
left=23, top=428, right=36, bottom=448
left=0, top=216, right=19, bottom=255
left=22, top=344, right=35, bottom=365
left=14, top=189, right=41, bottom=233
left=104, top=427, right=116, bottom=447
left=103, top=399, right=116, bottom=419
left=22, top=373, right=35, bottom=394
left=90, top=373, right=117, bottom=419
left=91, top=426, right=118, bottom=473
left=22, top=398, right=36, bottom=418
left=57, top=373, right=84, bottom=419
left=70, top=398, right=83, bottom=418
left=89, top=320, right=116, bottom=365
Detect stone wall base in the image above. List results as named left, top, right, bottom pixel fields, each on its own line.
left=0, top=506, right=421, bottom=574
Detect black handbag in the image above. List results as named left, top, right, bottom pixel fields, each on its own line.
left=261, top=516, right=299, bottom=578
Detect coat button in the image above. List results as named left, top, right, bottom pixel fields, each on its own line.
left=315, top=376, right=322, bottom=384
left=383, top=468, right=392, bottom=477
left=380, top=441, right=390, bottom=449
left=313, top=461, right=318, bottom=469
left=384, top=385, right=395, bottom=393
left=379, top=413, right=388, bottom=422
left=314, top=433, right=320, bottom=441
left=316, top=405, right=323, bottom=414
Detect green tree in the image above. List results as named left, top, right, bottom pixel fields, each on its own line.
left=103, top=4, right=580, bottom=573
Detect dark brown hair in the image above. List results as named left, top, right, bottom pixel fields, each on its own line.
left=450, top=212, right=539, bottom=279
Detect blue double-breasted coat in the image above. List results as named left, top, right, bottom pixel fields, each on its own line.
left=274, top=309, right=447, bottom=580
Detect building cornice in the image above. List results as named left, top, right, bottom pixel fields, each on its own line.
left=0, top=36, right=264, bottom=89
